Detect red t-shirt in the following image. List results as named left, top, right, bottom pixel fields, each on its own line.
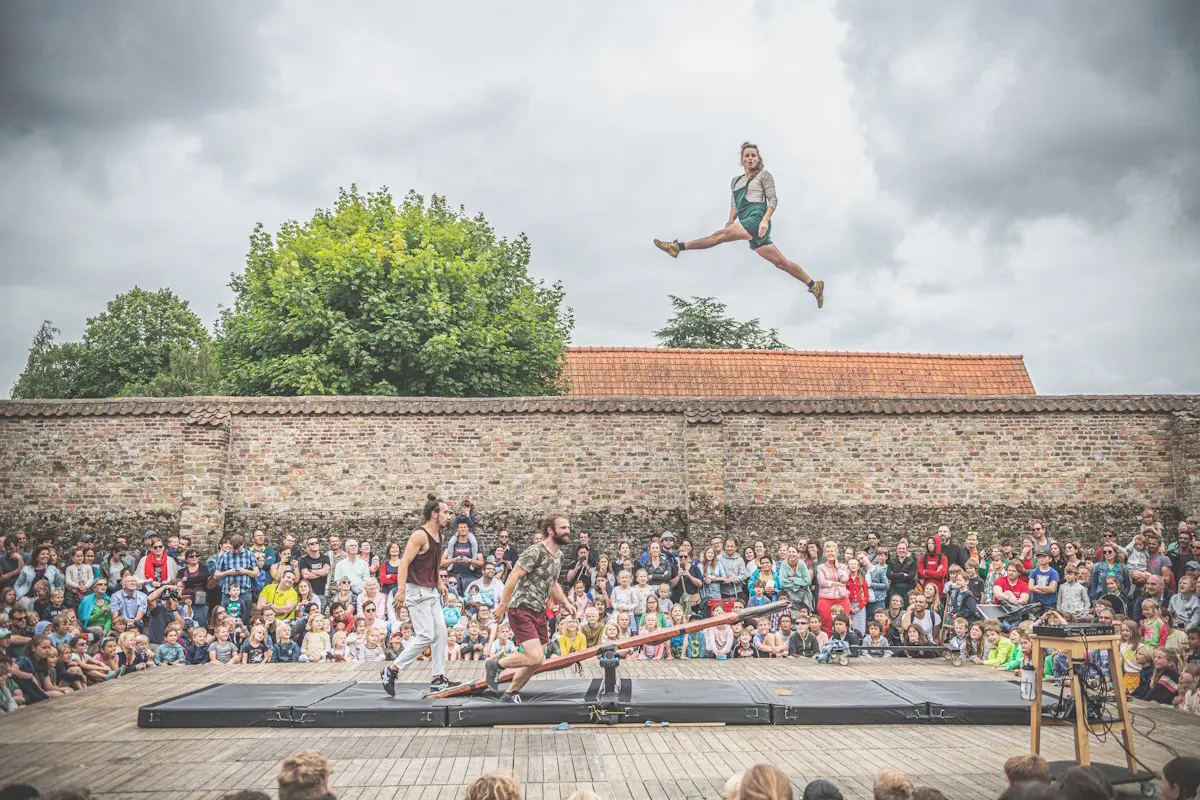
left=994, top=576, right=1029, bottom=599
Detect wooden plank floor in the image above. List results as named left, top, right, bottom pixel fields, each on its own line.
left=1, top=658, right=1193, bottom=799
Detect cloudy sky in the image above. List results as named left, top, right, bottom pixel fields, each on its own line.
left=2, top=1, right=1198, bottom=397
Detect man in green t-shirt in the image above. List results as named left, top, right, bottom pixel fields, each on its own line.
left=256, top=571, right=299, bottom=620
left=485, top=514, right=573, bottom=704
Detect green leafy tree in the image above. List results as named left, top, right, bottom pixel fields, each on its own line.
left=9, top=289, right=215, bottom=399
left=217, top=186, right=573, bottom=396
left=653, top=295, right=789, bottom=350
left=72, top=287, right=213, bottom=398
left=10, top=321, right=83, bottom=399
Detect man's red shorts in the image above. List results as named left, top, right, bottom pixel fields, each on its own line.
left=507, top=606, right=549, bottom=646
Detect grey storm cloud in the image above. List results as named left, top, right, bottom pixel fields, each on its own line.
left=836, top=0, right=1200, bottom=233
left=0, top=2, right=279, bottom=136
left=1, top=1, right=1197, bottom=399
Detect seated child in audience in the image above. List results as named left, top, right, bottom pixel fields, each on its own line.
left=569, top=580, right=592, bottom=620
left=640, top=594, right=668, bottom=632
left=748, top=579, right=772, bottom=610
left=1137, top=648, right=1182, bottom=705
left=358, top=627, right=386, bottom=662
left=1173, top=665, right=1198, bottom=714
left=239, top=624, right=272, bottom=664
left=814, top=614, right=855, bottom=663
left=612, top=571, right=638, bottom=628
left=946, top=616, right=969, bottom=656
left=732, top=627, right=761, bottom=658
left=655, top=583, right=673, bottom=617
left=860, top=620, right=892, bottom=658
left=964, top=621, right=986, bottom=664
left=488, top=623, right=518, bottom=658
left=274, top=622, right=301, bottom=663
left=460, top=620, right=488, bottom=661
left=1141, top=600, right=1169, bottom=648
left=39, top=647, right=73, bottom=697
left=705, top=617, right=734, bottom=660
left=900, top=625, right=937, bottom=658
left=557, top=616, right=587, bottom=656
left=631, top=569, right=654, bottom=620
left=445, top=626, right=464, bottom=662
left=154, top=628, right=186, bottom=666
left=325, top=631, right=349, bottom=662
left=754, top=615, right=786, bottom=657
left=580, top=607, right=605, bottom=648
left=787, top=615, right=819, bottom=658
left=638, top=616, right=668, bottom=659
left=300, top=614, right=330, bottom=663
left=181, top=627, right=208, bottom=665
left=384, top=630, right=406, bottom=661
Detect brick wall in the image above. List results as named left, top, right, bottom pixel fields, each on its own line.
left=1, top=397, right=1196, bottom=557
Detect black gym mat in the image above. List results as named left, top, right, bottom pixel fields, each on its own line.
left=622, top=679, right=772, bottom=725
left=137, top=678, right=1051, bottom=728
left=442, top=678, right=599, bottom=727
left=296, top=682, right=446, bottom=728
left=138, top=682, right=355, bottom=728
left=760, top=680, right=922, bottom=725
left=880, top=680, right=1046, bottom=725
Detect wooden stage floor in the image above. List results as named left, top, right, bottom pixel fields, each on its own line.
left=0, top=657, right=1193, bottom=799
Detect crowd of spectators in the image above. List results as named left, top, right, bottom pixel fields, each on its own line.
left=1, top=504, right=1198, bottom=715
left=4, top=752, right=1198, bottom=800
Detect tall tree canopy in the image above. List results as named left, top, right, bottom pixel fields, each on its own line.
left=10, top=288, right=217, bottom=399
left=653, top=295, right=789, bottom=350
left=217, top=187, right=573, bottom=396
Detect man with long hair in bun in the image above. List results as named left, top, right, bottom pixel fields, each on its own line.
left=483, top=514, right=574, bottom=704
left=654, top=141, right=824, bottom=309
left=380, top=494, right=461, bottom=696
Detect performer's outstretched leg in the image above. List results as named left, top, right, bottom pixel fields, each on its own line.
left=755, top=244, right=824, bottom=308
left=654, top=222, right=750, bottom=257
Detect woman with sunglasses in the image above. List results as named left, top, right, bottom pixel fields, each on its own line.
left=134, top=538, right=179, bottom=593
left=1091, top=543, right=1131, bottom=603
left=653, top=141, right=824, bottom=309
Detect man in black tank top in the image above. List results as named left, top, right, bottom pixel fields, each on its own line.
left=381, top=496, right=462, bottom=696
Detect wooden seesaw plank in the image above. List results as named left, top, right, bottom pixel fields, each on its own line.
left=427, top=598, right=790, bottom=698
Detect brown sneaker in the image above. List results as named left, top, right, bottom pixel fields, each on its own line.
left=653, top=239, right=681, bottom=258
left=810, top=280, right=824, bottom=309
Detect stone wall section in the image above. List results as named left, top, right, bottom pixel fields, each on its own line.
left=1, top=397, right=1196, bottom=554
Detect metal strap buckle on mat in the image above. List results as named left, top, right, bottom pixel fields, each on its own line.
left=270, top=711, right=296, bottom=723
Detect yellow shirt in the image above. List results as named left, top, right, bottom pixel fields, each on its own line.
left=260, top=584, right=299, bottom=620
left=557, top=632, right=587, bottom=655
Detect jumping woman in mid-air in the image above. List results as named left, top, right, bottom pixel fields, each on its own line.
left=654, top=141, right=823, bottom=309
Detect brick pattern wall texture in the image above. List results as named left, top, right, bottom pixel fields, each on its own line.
left=1, top=398, right=1196, bottom=558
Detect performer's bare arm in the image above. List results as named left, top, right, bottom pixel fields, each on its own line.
left=494, top=563, right=526, bottom=621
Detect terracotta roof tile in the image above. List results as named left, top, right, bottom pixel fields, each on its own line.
left=561, top=347, right=1035, bottom=398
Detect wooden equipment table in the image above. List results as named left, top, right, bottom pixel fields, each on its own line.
left=1029, top=632, right=1134, bottom=769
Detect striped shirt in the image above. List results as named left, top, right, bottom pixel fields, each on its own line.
left=730, top=170, right=778, bottom=209
left=215, top=547, right=258, bottom=594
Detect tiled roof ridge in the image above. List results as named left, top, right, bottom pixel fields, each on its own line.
left=2, top=395, right=1197, bottom=419
left=567, top=347, right=1026, bottom=360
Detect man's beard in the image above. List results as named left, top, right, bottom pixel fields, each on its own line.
left=551, top=531, right=570, bottom=545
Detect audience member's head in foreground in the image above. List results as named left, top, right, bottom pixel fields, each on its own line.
left=464, top=772, right=521, bottom=800
left=799, top=778, right=840, bottom=800
left=1003, top=754, right=1051, bottom=787
left=736, top=765, right=795, bottom=800
left=1057, top=765, right=1113, bottom=800
left=277, top=751, right=335, bottom=800
left=1162, top=756, right=1200, bottom=800
left=873, top=768, right=914, bottom=800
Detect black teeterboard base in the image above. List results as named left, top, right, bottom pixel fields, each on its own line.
left=137, top=679, right=1048, bottom=729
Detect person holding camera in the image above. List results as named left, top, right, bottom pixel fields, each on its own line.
left=146, top=582, right=189, bottom=652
